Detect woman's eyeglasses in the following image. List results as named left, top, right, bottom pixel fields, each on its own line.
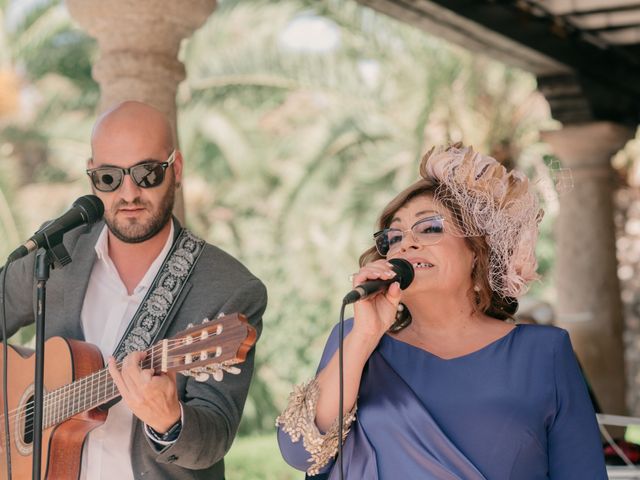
left=374, top=215, right=445, bottom=256
left=86, top=150, right=176, bottom=192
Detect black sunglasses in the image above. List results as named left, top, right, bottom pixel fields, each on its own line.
left=86, top=150, right=176, bottom=192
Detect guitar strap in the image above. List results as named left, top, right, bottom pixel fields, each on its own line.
left=111, top=227, right=206, bottom=361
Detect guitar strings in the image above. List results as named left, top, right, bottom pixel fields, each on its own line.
left=2, top=354, right=153, bottom=428
left=1, top=332, right=233, bottom=437
left=12, top=351, right=240, bottom=437
left=9, top=338, right=229, bottom=440
left=4, top=336, right=207, bottom=424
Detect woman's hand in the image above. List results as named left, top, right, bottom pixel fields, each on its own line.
left=313, top=259, right=402, bottom=432
left=350, top=259, right=402, bottom=342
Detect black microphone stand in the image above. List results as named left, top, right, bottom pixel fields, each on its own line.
left=32, top=234, right=71, bottom=480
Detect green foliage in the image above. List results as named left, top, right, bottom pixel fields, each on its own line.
left=0, top=0, right=557, bottom=451
left=179, top=0, right=555, bottom=435
left=0, top=159, right=20, bottom=259
left=226, top=433, right=299, bottom=479
left=0, top=0, right=98, bottom=259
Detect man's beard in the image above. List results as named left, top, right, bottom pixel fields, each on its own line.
left=105, top=176, right=175, bottom=244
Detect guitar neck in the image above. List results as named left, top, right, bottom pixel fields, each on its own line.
left=42, top=313, right=254, bottom=428
left=43, top=344, right=161, bottom=428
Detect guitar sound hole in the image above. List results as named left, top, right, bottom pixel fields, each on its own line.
left=23, top=395, right=34, bottom=445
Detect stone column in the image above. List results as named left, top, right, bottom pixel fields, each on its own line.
left=542, top=122, right=633, bottom=415
left=66, top=0, right=216, bottom=221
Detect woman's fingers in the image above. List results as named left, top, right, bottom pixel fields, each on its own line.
left=384, top=281, right=402, bottom=307
left=350, top=260, right=406, bottom=338
left=386, top=280, right=401, bottom=298
left=352, top=260, right=397, bottom=287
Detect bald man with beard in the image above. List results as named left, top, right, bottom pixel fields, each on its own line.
left=0, top=101, right=267, bottom=479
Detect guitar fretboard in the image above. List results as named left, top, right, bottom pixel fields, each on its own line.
left=42, top=343, right=164, bottom=427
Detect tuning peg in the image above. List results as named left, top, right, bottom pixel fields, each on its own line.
left=183, top=366, right=210, bottom=382
left=180, top=367, right=209, bottom=382
left=187, top=322, right=194, bottom=329
left=202, top=318, right=210, bottom=324
left=189, top=365, right=222, bottom=382
left=193, top=370, right=210, bottom=382
left=204, top=364, right=224, bottom=382
left=222, top=366, right=241, bottom=375
left=216, top=311, right=226, bottom=319
left=180, top=363, right=240, bottom=383
left=211, top=368, right=224, bottom=382
left=207, top=364, right=241, bottom=381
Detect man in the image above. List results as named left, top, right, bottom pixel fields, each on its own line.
left=0, top=101, right=267, bottom=479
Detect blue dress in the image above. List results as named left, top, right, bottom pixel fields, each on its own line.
left=278, top=320, right=607, bottom=479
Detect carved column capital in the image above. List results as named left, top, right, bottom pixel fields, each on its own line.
left=66, top=0, right=216, bottom=117
left=66, top=0, right=216, bottom=222
left=542, top=122, right=633, bottom=168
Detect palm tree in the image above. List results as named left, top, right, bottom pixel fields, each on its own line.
left=178, top=0, right=553, bottom=433
left=0, top=0, right=557, bottom=433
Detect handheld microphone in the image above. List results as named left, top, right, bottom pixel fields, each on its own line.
left=342, top=258, right=414, bottom=305
left=7, top=195, right=104, bottom=263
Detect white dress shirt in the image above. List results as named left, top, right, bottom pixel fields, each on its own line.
left=79, top=223, right=174, bottom=480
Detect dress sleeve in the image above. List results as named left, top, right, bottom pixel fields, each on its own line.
left=276, top=319, right=356, bottom=474
left=548, top=330, right=608, bottom=479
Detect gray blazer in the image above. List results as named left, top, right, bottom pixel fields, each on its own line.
left=0, top=218, right=267, bottom=479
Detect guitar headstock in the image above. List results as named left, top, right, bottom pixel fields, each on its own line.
left=158, top=313, right=256, bottom=382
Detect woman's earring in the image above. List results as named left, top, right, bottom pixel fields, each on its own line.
left=389, top=302, right=411, bottom=333
left=472, top=284, right=481, bottom=305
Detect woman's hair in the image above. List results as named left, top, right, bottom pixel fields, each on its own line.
left=359, top=143, right=542, bottom=329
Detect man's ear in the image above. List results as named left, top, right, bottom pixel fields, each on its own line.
left=86, top=158, right=97, bottom=194
left=173, top=150, right=184, bottom=187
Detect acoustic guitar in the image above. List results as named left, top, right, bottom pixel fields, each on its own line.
left=0, top=313, right=256, bottom=479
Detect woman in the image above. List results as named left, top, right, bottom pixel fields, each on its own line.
left=276, top=144, right=607, bottom=479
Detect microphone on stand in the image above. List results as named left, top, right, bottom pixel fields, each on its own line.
left=342, top=258, right=415, bottom=305
left=7, top=195, right=104, bottom=263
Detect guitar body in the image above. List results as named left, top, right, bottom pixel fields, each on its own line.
left=0, top=337, right=107, bottom=480
left=0, top=312, right=255, bottom=479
